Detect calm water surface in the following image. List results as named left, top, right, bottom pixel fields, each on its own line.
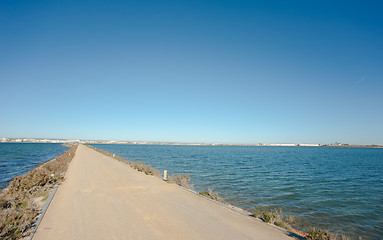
left=93, top=144, right=383, bottom=240
left=0, top=143, right=68, bottom=189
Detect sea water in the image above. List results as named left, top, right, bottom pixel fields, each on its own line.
left=0, top=143, right=68, bottom=189
left=92, top=144, right=383, bottom=239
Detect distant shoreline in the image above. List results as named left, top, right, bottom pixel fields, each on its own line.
left=91, top=142, right=383, bottom=148
left=1, top=139, right=382, bottom=148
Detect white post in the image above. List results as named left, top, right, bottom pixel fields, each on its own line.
left=164, top=170, right=168, bottom=181
left=113, top=154, right=115, bottom=158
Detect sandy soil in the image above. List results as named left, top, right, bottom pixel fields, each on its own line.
left=32, top=145, right=295, bottom=240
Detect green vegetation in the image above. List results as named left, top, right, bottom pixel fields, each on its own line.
left=253, top=209, right=352, bottom=240
left=130, top=161, right=161, bottom=177
left=0, top=145, right=77, bottom=240
left=307, top=228, right=351, bottom=240
left=255, top=209, right=294, bottom=231
left=199, top=188, right=226, bottom=204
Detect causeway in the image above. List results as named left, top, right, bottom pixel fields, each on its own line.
left=33, top=144, right=295, bottom=240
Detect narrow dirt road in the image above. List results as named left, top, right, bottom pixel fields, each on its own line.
left=33, top=145, right=295, bottom=240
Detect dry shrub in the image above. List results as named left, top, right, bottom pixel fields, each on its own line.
left=255, top=209, right=294, bottom=231
left=131, top=161, right=161, bottom=177
left=254, top=209, right=350, bottom=239
left=0, top=145, right=77, bottom=239
left=308, top=228, right=350, bottom=240
left=168, top=174, right=194, bottom=190
left=199, top=188, right=226, bottom=204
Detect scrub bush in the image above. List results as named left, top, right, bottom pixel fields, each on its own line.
left=168, top=174, right=194, bottom=190
left=199, top=188, right=226, bottom=204
left=255, top=209, right=293, bottom=231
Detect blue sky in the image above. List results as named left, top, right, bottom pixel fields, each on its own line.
left=1, top=0, right=382, bottom=144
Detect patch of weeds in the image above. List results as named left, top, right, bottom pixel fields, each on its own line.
left=42, top=192, right=50, bottom=202
left=253, top=209, right=351, bottom=239
left=131, top=161, right=161, bottom=177
left=199, top=188, right=226, bottom=204
left=307, top=228, right=350, bottom=240
left=168, top=174, right=194, bottom=190
left=255, top=209, right=293, bottom=231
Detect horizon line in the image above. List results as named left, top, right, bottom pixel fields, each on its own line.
left=1, top=137, right=382, bottom=147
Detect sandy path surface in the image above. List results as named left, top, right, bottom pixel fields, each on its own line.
left=33, top=145, right=295, bottom=240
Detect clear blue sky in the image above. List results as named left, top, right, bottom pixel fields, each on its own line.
left=1, top=0, right=382, bottom=145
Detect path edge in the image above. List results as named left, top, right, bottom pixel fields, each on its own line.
left=29, top=185, right=59, bottom=240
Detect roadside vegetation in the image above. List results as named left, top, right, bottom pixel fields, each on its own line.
left=86, top=145, right=161, bottom=177
left=168, top=174, right=194, bottom=190
left=0, top=145, right=77, bottom=240
left=199, top=188, right=226, bottom=204
left=86, top=145, right=195, bottom=190
left=253, top=208, right=352, bottom=240
left=255, top=209, right=294, bottom=231
left=130, top=161, right=161, bottom=177
left=307, top=228, right=351, bottom=240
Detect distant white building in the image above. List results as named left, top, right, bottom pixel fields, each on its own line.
left=298, top=143, right=320, bottom=147
left=272, top=143, right=296, bottom=147
left=259, top=143, right=297, bottom=147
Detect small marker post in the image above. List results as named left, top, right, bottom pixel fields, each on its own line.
left=164, top=170, right=168, bottom=181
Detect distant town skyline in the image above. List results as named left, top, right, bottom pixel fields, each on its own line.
left=1, top=1, right=383, bottom=145
left=2, top=137, right=382, bottom=148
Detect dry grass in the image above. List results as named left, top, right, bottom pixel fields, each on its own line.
left=0, top=145, right=77, bottom=240
left=130, top=161, right=161, bottom=177
left=307, top=228, right=351, bottom=240
left=253, top=209, right=351, bottom=240
left=255, top=209, right=294, bottom=231
left=168, top=174, right=194, bottom=190
left=199, top=188, right=226, bottom=204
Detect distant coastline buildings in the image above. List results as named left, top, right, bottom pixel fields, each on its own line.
left=259, top=143, right=320, bottom=147
left=0, top=137, right=381, bottom=148
left=0, top=138, right=80, bottom=144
